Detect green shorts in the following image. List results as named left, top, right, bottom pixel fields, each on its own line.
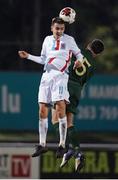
left=66, top=80, right=83, bottom=114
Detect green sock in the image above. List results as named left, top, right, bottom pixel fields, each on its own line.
left=53, top=122, right=59, bottom=139
left=67, top=126, right=80, bottom=151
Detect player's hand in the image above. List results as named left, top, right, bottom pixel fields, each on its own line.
left=18, top=51, right=29, bottom=59
left=73, top=60, right=82, bottom=69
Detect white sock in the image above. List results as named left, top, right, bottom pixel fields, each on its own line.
left=39, top=118, right=48, bottom=147
left=59, top=116, right=67, bottom=148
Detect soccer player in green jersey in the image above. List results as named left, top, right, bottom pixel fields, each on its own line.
left=52, top=39, right=104, bottom=171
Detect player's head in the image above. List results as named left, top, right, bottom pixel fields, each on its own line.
left=89, top=39, right=104, bottom=55
left=51, top=17, right=65, bottom=39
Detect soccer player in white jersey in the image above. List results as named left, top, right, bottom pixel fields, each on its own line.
left=18, top=17, right=83, bottom=157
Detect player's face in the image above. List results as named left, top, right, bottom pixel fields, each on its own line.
left=51, top=23, right=65, bottom=39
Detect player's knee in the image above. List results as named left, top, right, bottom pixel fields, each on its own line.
left=39, top=109, right=47, bottom=119
left=54, top=101, right=66, bottom=118
left=56, top=101, right=66, bottom=116
left=56, top=107, right=65, bottom=118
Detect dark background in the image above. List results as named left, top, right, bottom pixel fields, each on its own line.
left=0, top=0, right=117, bottom=73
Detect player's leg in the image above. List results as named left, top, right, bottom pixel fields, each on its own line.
left=65, top=81, right=82, bottom=151
left=52, top=94, right=80, bottom=159
left=60, top=112, right=76, bottom=167
left=52, top=107, right=85, bottom=170
left=60, top=81, right=85, bottom=170
left=67, top=112, right=80, bottom=149
left=52, top=108, right=69, bottom=158
left=60, top=112, right=85, bottom=169
left=32, top=74, right=50, bottom=157
left=52, top=72, right=69, bottom=158
left=32, top=103, right=49, bottom=157
left=52, top=108, right=59, bottom=139
left=52, top=108, right=66, bottom=157
left=38, top=103, right=49, bottom=147
left=55, top=100, right=67, bottom=158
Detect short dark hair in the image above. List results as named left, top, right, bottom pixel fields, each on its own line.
left=90, top=39, right=104, bottom=54
left=51, top=17, right=65, bottom=25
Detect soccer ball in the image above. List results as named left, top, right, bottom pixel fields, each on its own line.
left=59, top=7, right=76, bottom=24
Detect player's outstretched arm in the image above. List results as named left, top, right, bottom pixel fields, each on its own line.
left=18, top=51, right=29, bottom=59
left=18, top=50, right=45, bottom=65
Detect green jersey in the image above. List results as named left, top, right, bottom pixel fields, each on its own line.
left=67, top=49, right=96, bottom=114
left=69, top=49, right=96, bottom=87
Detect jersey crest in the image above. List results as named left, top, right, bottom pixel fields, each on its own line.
left=61, top=43, right=66, bottom=49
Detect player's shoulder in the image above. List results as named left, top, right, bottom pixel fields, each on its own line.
left=44, top=35, right=53, bottom=41
left=64, top=33, right=74, bottom=39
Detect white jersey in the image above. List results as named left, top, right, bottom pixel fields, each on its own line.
left=28, top=33, right=83, bottom=72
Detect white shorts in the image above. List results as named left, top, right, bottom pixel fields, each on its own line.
left=38, top=69, right=69, bottom=104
